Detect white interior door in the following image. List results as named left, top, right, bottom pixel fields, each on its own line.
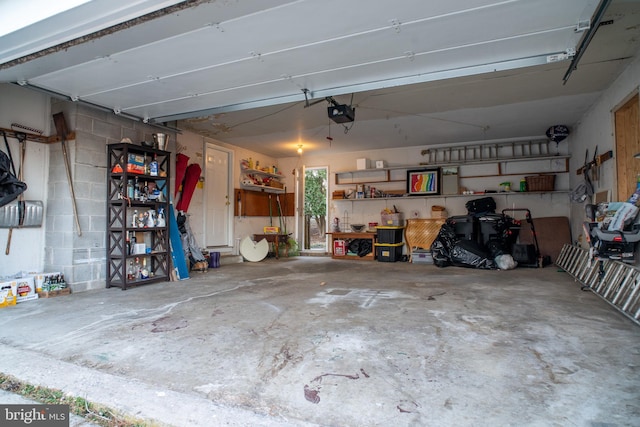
left=205, top=144, right=232, bottom=247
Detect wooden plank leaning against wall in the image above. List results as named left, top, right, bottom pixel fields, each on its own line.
left=615, top=93, right=640, bottom=200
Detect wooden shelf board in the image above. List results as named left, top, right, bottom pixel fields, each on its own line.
left=332, top=190, right=570, bottom=201
left=333, top=155, right=570, bottom=176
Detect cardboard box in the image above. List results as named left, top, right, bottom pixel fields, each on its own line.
left=431, top=209, right=448, bottom=219
left=356, top=158, right=370, bottom=170
left=127, top=153, right=145, bottom=165
left=375, top=160, right=386, bottom=169
left=133, top=243, right=147, bottom=254
left=0, top=280, right=18, bottom=307
left=442, top=172, right=459, bottom=195
left=15, top=276, right=37, bottom=302
left=34, top=272, right=67, bottom=293
left=126, top=163, right=145, bottom=174
left=38, top=288, right=71, bottom=298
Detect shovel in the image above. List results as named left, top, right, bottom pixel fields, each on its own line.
left=53, top=112, right=82, bottom=236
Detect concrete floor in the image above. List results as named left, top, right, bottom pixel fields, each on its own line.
left=1, top=257, right=639, bottom=427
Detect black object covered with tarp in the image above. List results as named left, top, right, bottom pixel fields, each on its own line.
left=430, top=197, right=519, bottom=269
left=0, top=136, right=27, bottom=208
left=348, top=239, right=373, bottom=257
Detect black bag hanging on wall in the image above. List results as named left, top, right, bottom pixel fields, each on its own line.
left=0, top=149, right=27, bottom=208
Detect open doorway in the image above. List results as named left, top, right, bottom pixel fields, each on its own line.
left=303, top=166, right=328, bottom=251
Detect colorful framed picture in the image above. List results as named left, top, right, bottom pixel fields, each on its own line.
left=407, top=168, right=440, bottom=195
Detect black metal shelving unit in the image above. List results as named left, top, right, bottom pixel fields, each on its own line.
left=106, top=143, right=171, bottom=289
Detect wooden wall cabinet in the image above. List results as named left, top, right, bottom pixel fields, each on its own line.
left=234, top=189, right=294, bottom=217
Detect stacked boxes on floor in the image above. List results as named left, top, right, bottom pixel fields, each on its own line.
left=375, top=226, right=404, bottom=262
left=0, top=276, right=38, bottom=307
left=0, top=272, right=69, bottom=308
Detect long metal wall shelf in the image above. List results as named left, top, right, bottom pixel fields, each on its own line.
left=334, top=154, right=570, bottom=189
left=240, top=166, right=283, bottom=179
left=240, top=183, right=285, bottom=193
left=332, top=190, right=570, bottom=201
left=335, top=154, right=570, bottom=175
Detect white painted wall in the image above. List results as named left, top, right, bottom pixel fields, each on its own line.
left=0, top=84, right=51, bottom=276
left=175, top=131, right=293, bottom=250
left=278, top=141, right=572, bottom=233
left=569, top=54, right=640, bottom=249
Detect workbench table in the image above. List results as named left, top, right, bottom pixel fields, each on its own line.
left=328, top=232, right=377, bottom=260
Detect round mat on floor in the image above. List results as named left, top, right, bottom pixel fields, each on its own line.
left=239, top=236, right=269, bottom=262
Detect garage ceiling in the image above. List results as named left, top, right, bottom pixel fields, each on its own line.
left=1, top=0, right=639, bottom=157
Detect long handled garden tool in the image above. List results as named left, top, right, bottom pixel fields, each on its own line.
left=276, top=193, right=284, bottom=233
left=53, top=112, right=82, bottom=236
left=5, top=131, right=26, bottom=254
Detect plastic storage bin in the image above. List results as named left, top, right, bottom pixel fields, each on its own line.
left=376, top=226, right=404, bottom=244
left=411, top=249, right=433, bottom=264
left=375, top=242, right=404, bottom=262
left=381, top=212, right=404, bottom=226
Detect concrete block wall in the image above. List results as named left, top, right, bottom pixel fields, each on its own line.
left=45, top=101, right=173, bottom=292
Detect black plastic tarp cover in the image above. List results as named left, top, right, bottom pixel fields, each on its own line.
left=430, top=223, right=496, bottom=269
left=450, top=239, right=496, bottom=269
left=348, top=239, right=372, bottom=257
left=431, top=223, right=457, bottom=267
left=0, top=149, right=27, bottom=208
